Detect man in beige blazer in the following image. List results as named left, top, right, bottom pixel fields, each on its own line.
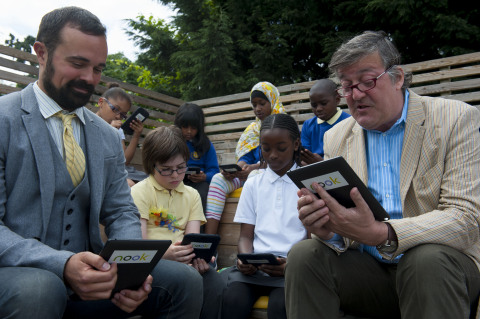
left=285, top=31, right=480, bottom=319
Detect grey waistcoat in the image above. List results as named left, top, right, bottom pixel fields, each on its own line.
left=44, top=126, right=91, bottom=253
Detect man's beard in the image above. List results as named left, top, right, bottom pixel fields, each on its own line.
left=42, top=56, right=95, bottom=111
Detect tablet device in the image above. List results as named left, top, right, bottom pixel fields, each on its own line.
left=121, top=107, right=149, bottom=135
left=237, top=253, right=280, bottom=266
left=185, top=167, right=201, bottom=175
left=181, top=233, right=220, bottom=262
left=99, top=239, right=171, bottom=296
left=286, top=156, right=390, bottom=221
left=219, top=164, right=242, bottom=173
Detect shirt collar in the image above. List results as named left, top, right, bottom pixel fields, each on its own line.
left=317, top=107, right=342, bottom=125
left=147, top=175, right=186, bottom=193
left=33, top=81, right=86, bottom=124
left=264, top=163, right=298, bottom=184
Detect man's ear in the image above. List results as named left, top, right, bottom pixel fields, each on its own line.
left=394, top=66, right=405, bottom=91
left=33, top=41, right=48, bottom=67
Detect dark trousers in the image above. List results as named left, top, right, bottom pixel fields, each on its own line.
left=285, top=238, right=480, bottom=319
left=222, top=281, right=286, bottom=319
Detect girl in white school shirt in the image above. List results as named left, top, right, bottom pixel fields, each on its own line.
left=221, top=113, right=308, bottom=319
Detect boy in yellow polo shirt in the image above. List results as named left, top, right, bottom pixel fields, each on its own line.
left=131, top=126, right=224, bottom=319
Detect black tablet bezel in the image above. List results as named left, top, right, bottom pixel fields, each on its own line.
left=185, top=167, right=201, bottom=175
left=286, top=156, right=390, bottom=221
left=181, top=233, right=220, bottom=263
left=219, top=164, right=242, bottom=173
left=121, top=107, right=149, bottom=135
left=99, top=239, right=171, bottom=296
left=237, top=253, right=280, bottom=266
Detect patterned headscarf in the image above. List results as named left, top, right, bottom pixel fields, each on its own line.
left=235, top=82, right=286, bottom=160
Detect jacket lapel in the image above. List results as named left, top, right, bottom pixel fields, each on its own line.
left=346, top=123, right=369, bottom=184
left=83, top=111, right=104, bottom=225
left=20, top=86, right=56, bottom=240
left=399, top=91, right=426, bottom=206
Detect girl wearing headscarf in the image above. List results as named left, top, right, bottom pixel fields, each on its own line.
left=204, top=82, right=286, bottom=235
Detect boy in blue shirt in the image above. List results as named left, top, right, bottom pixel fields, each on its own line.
left=300, top=79, right=350, bottom=165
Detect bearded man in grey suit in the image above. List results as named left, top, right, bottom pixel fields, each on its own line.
left=285, top=31, right=480, bottom=319
left=0, top=6, right=202, bottom=319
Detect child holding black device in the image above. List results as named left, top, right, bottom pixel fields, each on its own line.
left=300, top=78, right=350, bottom=165
left=221, top=114, right=308, bottom=319
left=131, top=126, right=225, bottom=319
left=174, top=102, right=220, bottom=213
left=96, top=83, right=148, bottom=186
left=205, top=81, right=286, bottom=234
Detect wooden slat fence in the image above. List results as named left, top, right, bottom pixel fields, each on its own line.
left=2, top=44, right=480, bottom=169
left=0, top=44, right=184, bottom=170
left=192, top=52, right=480, bottom=165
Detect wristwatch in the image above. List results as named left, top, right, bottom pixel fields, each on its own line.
left=376, top=223, right=398, bottom=254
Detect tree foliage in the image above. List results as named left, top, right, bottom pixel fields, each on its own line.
left=125, top=0, right=479, bottom=100
left=103, top=53, right=143, bottom=84
left=4, top=34, right=35, bottom=54
left=103, top=51, right=178, bottom=96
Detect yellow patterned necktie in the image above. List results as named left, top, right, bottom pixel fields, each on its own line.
left=55, top=112, right=86, bottom=187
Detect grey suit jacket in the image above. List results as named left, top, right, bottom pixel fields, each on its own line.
left=322, top=90, right=480, bottom=271
left=0, top=84, right=142, bottom=279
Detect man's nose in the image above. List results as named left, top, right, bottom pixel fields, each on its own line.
left=79, top=68, right=95, bottom=84
left=351, top=87, right=366, bottom=100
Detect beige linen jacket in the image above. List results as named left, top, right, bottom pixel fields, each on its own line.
left=323, top=90, right=480, bottom=317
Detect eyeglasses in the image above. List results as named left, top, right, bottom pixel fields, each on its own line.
left=103, top=98, right=128, bottom=120
left=337, top=65, right=396, bottom=98
left=154, top=165, right=188, bottom=176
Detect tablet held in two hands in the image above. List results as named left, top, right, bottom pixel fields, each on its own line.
left=180, top=233, right=220, bottom=262
left=99, top=239, right=171, bottom=296
left=287, top=156, right=390, bottom=221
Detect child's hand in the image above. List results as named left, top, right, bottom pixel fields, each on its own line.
left=188, top=171, right=206, bottom=183
left=192, top=258, right=210, bottom=275
left=163, top=241, right=195, bottom=264
left=220, top=170, right=237, bottom=180
left=111, top=120, right=122, bottom=129
left=300, top=148, right=323, bottom=166
left=236, top=258, right=257, bottom=275
left=235, top=164, right=251, bottom=181
left=258, top=257, right=286, bottom=277
left=130, top=119, right=144, bottom=137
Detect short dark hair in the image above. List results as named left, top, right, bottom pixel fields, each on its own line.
left=174, top=103, right=211, bottom=157
left=309, top=78, right=338, bottom=98
left=36, top=6, right=106, bottom=53
left=142, top=126, right=190, bottom=175
left=260, top=113, right=302, bottom=166
left=329, top=30, right=412, bottom=91
left=102, top=83, right=132, bottom=109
